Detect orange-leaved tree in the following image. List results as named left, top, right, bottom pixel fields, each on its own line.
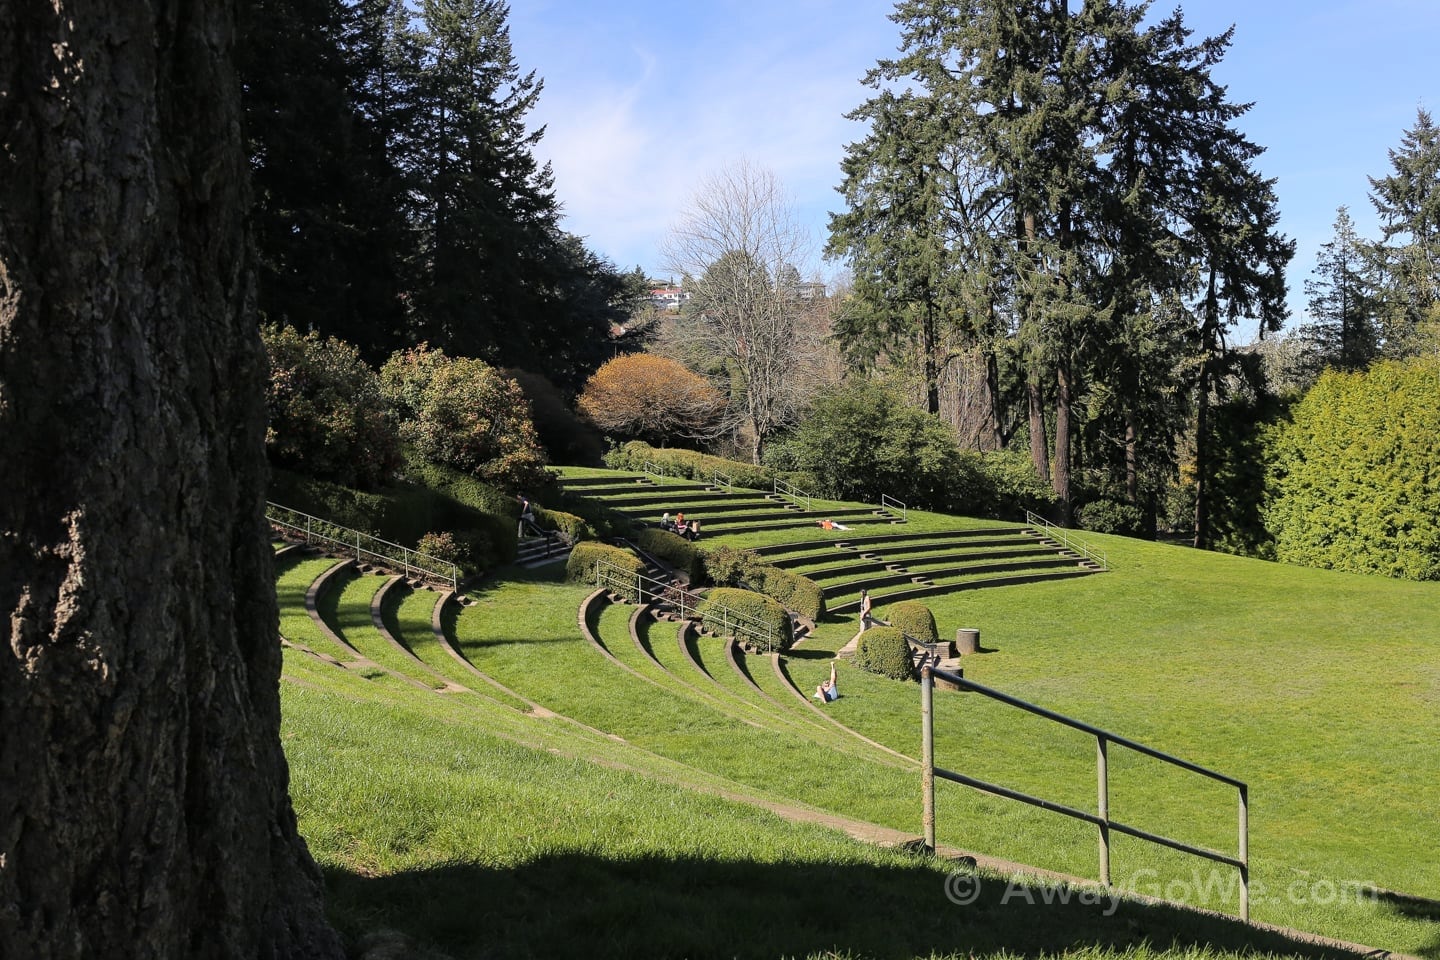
left=578, top=353, right=726, bottom=445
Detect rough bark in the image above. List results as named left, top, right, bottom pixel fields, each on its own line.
left=1052, top=361, right=1074, bottom=527
left=0, top=3, right=343, bottom=957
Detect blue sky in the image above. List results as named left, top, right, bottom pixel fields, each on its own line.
left=509, top=1, right=1439, bottom=328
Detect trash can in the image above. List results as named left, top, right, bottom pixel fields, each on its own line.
left=956, top=628, right=980, bottom=655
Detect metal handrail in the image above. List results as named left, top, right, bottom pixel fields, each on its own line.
left=266, top=501, right=459, bottom=591
left=881, top=493, right=908, bottom=522
left=712, top=471, right=735, bottom=491
left=920, top=667, right=1248, bottom=920
left=592, top=558, right=702, bottom=619
left=773, top=477, right=813, bottom=511
left=591, top=558, right=784, bottom=652
left=1025, top=510, right=1108, bottom=571
left=641, top=459, right=667, bottom=482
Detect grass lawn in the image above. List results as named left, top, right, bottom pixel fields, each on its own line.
left=277, top=476, right=1439, bottom=958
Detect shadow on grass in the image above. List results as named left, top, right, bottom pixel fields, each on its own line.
left=1377, top=890, right=1440, bottom=958
left=323, top=854, right=1365, bottom=960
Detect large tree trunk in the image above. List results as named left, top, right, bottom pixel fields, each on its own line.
left=0, top=3, right=343, bottom=958
left=1027, top=367, right=1051, bottom=486
left=1052, top=360, right=1073, bottom=526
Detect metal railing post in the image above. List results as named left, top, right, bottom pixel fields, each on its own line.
left=1239, top=785, right=1250, bottom=921
left=922, top=666, right=936, bottom=851
left=1097, top=735, right=1111, bottom=886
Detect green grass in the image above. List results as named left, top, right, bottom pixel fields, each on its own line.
left=277, top=471, right=1439, bottom=957
left=284, top=677, right=1355, bottom=960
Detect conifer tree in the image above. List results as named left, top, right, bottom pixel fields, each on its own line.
left=1369, top=108, right=1440, bottom=354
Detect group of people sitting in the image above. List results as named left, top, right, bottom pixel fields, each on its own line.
left=659, top=511, right=702, bottom=542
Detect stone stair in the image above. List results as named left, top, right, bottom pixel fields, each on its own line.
left=516, top=534, right=571, bottom=569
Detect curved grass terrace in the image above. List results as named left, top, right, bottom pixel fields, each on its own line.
left=273, top=469, right=1440, bottom=958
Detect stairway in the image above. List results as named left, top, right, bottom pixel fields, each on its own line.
left=516, top=533, right=571, bottom=569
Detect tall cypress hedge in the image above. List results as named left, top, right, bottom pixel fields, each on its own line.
left=1265, top=359, right=1440, bottom=580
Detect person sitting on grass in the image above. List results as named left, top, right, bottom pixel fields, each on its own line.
left=685, top=519, right=701, bottom=542
left=813, top=661, right=839, bottom=703
left=661, top=511, right=672, bottom=531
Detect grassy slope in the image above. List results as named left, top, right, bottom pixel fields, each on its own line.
left=785, top=532, right=1439, bottom=954
left=279, top=472, right=1438, bottom=958
left=549, top=469, right=1439, bottom=956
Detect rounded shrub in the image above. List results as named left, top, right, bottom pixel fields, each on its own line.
left=566, top=541, right=645, bottom=600
left=855, top=626, right=914, bottom=681
left=696, top=587, right=793, bottom=652
left=753, top=566, right=825, bottom=622
left=886, top=601, right=938, bottom=644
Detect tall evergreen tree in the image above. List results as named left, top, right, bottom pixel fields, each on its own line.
left=1298, top=206, right=1381, bottom=375
left=239, top=0, right=408, bottom=360
left=1369, top=108, right=1440, bottom=355
left=829, top=0, right=1286, bottom=530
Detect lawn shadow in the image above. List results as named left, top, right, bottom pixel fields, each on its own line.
left=323, top=854, right=1367, bottom=960
left=1376, top=889, right=1440, bottom=958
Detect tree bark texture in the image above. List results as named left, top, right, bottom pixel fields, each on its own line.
left=0, top=3, right=343, bottom=958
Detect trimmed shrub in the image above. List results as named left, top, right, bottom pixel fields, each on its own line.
left=604, top=440, right=773, bottom=490
left=701, top=545, right=825, bottom=620
left=886, top=601, right=938, bottom=645
left=696, top=587, right=793, bottom=652
left=393, top=452, right=518, bottom=563
left=534, top=506, right=594, bottom=543
left=855, top=626, right=914, bottom=681
left=565, top=541, right=646, bottom=599
left=699, top=544, right=757, bottom=586
left=750, top=566, right=825, bottom=622
left=632, top=527, right=705, bottom=583
left=1265, top=359, right=1440, bottom=580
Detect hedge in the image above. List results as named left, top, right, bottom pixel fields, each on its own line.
left=535, top=506, right=594, bottom=543
left=268, top=466, right=514, bottom=571
left=886, top=601, right=938, bottom=645
left=565, top=541, right=646, bottom=600
left=750, top=566, right=825, bottom=622
left=695, top=587, right=792, bottom=652
left=1265, top=359, right=1440, bottom=580
left=856, top=627, right=913, bottom=681
left=701, top=545, right=825, bottom=621
left=604, top=440, right=773, bottom=491
left=631, top=527, right=705, bottom=583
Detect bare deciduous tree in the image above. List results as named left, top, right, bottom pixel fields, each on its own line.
left=661, top=161, right=839, bottom=463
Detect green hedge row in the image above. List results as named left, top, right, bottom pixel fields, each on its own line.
left=604, top=440, right=773, bottom=491
left=701, top=545, right=825, bottom=621
left=268, top=466, right=514, bottom=572
left=855, top=627, right=913, bottom=681
left=565, top=541, right=647, bottom=600
left=696, top=587, right=792, bottom=652
left=535, top=506, right=594, bottom=542
left=631, top=527, right=705, bottom=582
left=1266, top=359, right=1440, bottom=580
left=885, top=601, right=938, bottom=644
